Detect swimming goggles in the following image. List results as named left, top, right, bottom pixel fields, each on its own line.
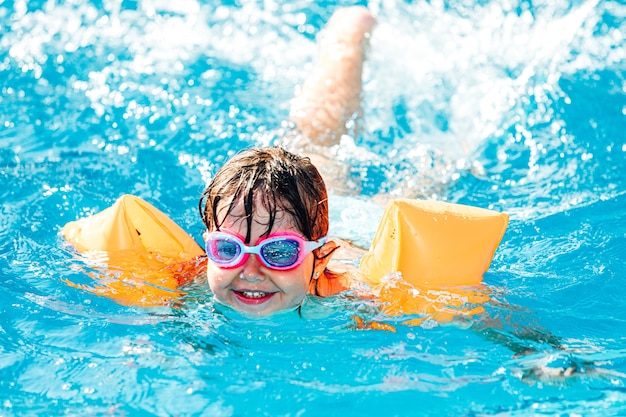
left=205, top=230, right=327, bottom=270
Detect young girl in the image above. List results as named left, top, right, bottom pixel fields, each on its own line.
left=198, top=7, right=376, bottom=315
left=199, top=146, right=352, bottom=316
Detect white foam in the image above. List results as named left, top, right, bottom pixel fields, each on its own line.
left=363, top=0, right=614, bottom=157
left=3, top=0, right=622, bottom=201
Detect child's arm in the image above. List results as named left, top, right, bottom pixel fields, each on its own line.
left=289, top=7, right=375, bottom=146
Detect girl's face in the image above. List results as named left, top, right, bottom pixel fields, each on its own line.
left=206, top=197, right=328, bottom=316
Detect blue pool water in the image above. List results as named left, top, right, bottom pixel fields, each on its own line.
left=1, top=0, right=625, bottom=415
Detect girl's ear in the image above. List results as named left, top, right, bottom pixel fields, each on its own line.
left=313, top=240, right=338, bottom=277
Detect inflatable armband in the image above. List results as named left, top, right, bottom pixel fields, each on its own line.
left=360, top=198, right=509, bottom=287
left=62, top=195, right=205, bottom=306
left=62, top=194, right=204, bottom=258
left=359, top=198, right=508, bottom=324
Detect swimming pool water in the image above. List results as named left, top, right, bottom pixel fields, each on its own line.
left=1, top=0, right=625, bottom=415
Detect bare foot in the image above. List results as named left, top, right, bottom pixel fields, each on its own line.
left=290, top=7, right=376, bottom=146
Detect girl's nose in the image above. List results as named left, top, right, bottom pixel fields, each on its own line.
left=238, top=255, right=266, bottom=282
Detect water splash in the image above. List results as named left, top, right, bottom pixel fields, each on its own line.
left=2, top=0, right=622, bottom=201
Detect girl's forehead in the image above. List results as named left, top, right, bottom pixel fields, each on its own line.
left=215, top=195, right=298, bottom=235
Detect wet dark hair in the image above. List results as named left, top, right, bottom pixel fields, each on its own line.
left=199, top=146, right=329, bottom=243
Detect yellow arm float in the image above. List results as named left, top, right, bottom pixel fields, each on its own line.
left=61, top=195, right=205, bottom=306
left=62, top=194, right=204, bottom=258
left=360, top=198, right=509, bottom=286
left=359, top=198, right=509, bottom=324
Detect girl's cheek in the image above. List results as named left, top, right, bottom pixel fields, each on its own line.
left=206, top=268, right=222, bottom=287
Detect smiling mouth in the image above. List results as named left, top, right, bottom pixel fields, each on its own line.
left=240, top=290, right=269, bottom=298
left=232, top=290, right=275, bottom=305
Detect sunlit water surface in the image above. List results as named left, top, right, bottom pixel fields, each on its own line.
left=1, top=0, right=625, bottom=415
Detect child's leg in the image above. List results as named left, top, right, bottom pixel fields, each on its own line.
left=290, top=7, right=375, bottom=146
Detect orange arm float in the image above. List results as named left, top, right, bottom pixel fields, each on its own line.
left=359, top=198, right=509, bottom=324
left=360, top=198, right=509, bottom=287
left=62, top=194, right=204, bottom=259
left=61, top=195, right=205, bottom=306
